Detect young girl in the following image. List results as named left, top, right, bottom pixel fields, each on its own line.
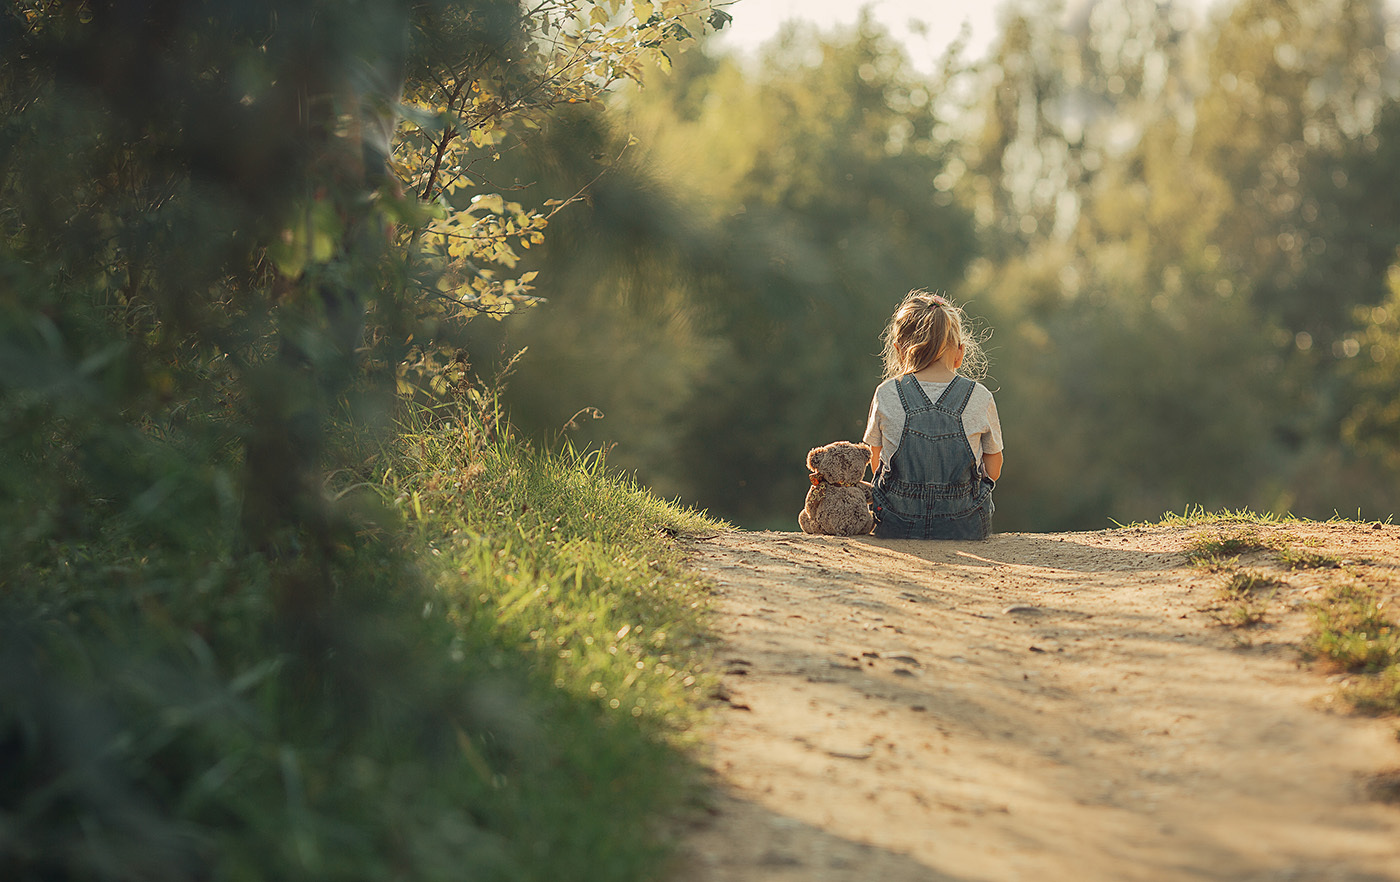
left=863, top=290, right=1003, bottom=540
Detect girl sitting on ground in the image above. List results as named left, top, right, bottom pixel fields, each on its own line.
left=863, top=290, right=1003, bottom=540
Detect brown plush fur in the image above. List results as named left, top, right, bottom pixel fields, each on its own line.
left=798, top=441, right=875, bottom=536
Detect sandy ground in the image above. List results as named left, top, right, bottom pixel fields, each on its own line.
left=668, top=522, right=1400, bottom=882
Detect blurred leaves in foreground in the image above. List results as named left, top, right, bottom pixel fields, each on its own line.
left=2, top=0, right=727, bottom=879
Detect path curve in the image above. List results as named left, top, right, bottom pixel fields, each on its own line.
left=669, top=524, right=1400, bottom=882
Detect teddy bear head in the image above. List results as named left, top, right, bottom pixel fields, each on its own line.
left=807, top=441, right=870, bottom=485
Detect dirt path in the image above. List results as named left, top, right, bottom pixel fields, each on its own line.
left=669, top=524, right=1400, bottom=882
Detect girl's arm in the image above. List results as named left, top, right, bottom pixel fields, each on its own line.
left=869, top=445, right=881, bottom=476
left=983, top=451, right=1003, bottom=482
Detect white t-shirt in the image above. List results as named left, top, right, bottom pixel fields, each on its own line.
left=863, top=376, right=1003, bottom=472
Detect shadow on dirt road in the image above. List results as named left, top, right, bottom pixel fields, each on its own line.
left=669, top=527, right=1400, bottom=882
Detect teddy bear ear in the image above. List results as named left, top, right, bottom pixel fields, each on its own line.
left=807, top=446, right=822, bottom=470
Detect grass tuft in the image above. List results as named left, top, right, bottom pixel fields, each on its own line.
left=1223, top=569, right=1284, bottom=595
left=1191, top=554, right=1239, bottom=573
left=1304, top=584, right=1399, bottom=674
left=1213, top=569, right=1281, bottom=628
left=1150, top=506, right=1285, bottom=528
left=1277, top=545, right=1343, bottom=570
left=1303, top=581, right=1400, bottom=716
left=1160, top=510, right=1398, bottom=714
left=1140, top=506, right=1387, bottom=530
left=1185, top=525, right=1276, bottom=563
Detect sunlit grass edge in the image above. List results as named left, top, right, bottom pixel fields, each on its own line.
left=4, top=397, right=731, bottom=882
left=349, top=403, right=733, bottom=876
left=381, top=407, right=728, bottom=743
left=1111, top=505, right=1396, bottom=530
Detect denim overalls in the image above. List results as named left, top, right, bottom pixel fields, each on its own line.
left=871, top=374, right=995, bottom=540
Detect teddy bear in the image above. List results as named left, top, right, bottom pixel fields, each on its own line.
left=798, top=441, right=875, bottom=536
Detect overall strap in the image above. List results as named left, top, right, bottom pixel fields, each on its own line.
left=931, top=375, right=975, bottom=416
left=896, top=373, right=937, bottom=412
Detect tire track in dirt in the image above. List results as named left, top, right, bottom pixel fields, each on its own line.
left=669, top=526, right=1400, bottom=882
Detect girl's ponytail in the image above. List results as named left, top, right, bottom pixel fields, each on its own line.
left=880, top=290, right=987, bottom=380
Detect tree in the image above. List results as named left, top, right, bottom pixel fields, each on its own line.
left=0, top=0, right=728, bottom=607
left=1343, top=257, right=1400, bottom=468
left=471, top=17, right=980, bottom=525
left=0, top=2, right=727, bottom=875
left=948, top=0, right=1400, bottom=526
left=1189, top=0, right=1395, bottom=341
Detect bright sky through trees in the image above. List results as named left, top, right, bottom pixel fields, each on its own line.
left=710, top=0, right=1237, bottom=70
left=712, top=0, right=1003, bottom=69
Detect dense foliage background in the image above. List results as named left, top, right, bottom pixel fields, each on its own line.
left=470, top=0, right=1400, bottom=530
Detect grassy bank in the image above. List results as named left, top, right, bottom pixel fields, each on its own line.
left=1168, top=508, right=1400, bottom=717
left=2, top=404, right=724, bottom=881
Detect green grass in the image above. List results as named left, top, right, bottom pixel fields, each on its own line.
left=1304, top=584, right=1400, bottom=674
left=338, top=406, right=729, bottom=879
left=1219, top=597, right=1271, bottom=629
left=1131, top=505, right=1393, bottom=529
left=1152, top=511, right=1398, bottom=711
left=1277, top=545, right=1343, bottom=570
left=1147, top=506, right=1290, bottom=527
left=1221, top=569, right=1283, bottom=595
left=2, top=401, right=729, bottom=882
left=1185, top=525, right=1277, bottom=563
left=1301, top=582, right=1400, bottom=716
left=383, top=407, right=723, bottom=742
left=1213, top=570, right=1283, bottom=628
left=1169, top=510, right=1346, bottom=571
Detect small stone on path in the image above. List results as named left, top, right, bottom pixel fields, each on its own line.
left=1004, top=604, right=1041, bottom=615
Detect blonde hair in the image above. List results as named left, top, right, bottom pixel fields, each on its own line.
left=880, top=290, right=988, bottom=381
